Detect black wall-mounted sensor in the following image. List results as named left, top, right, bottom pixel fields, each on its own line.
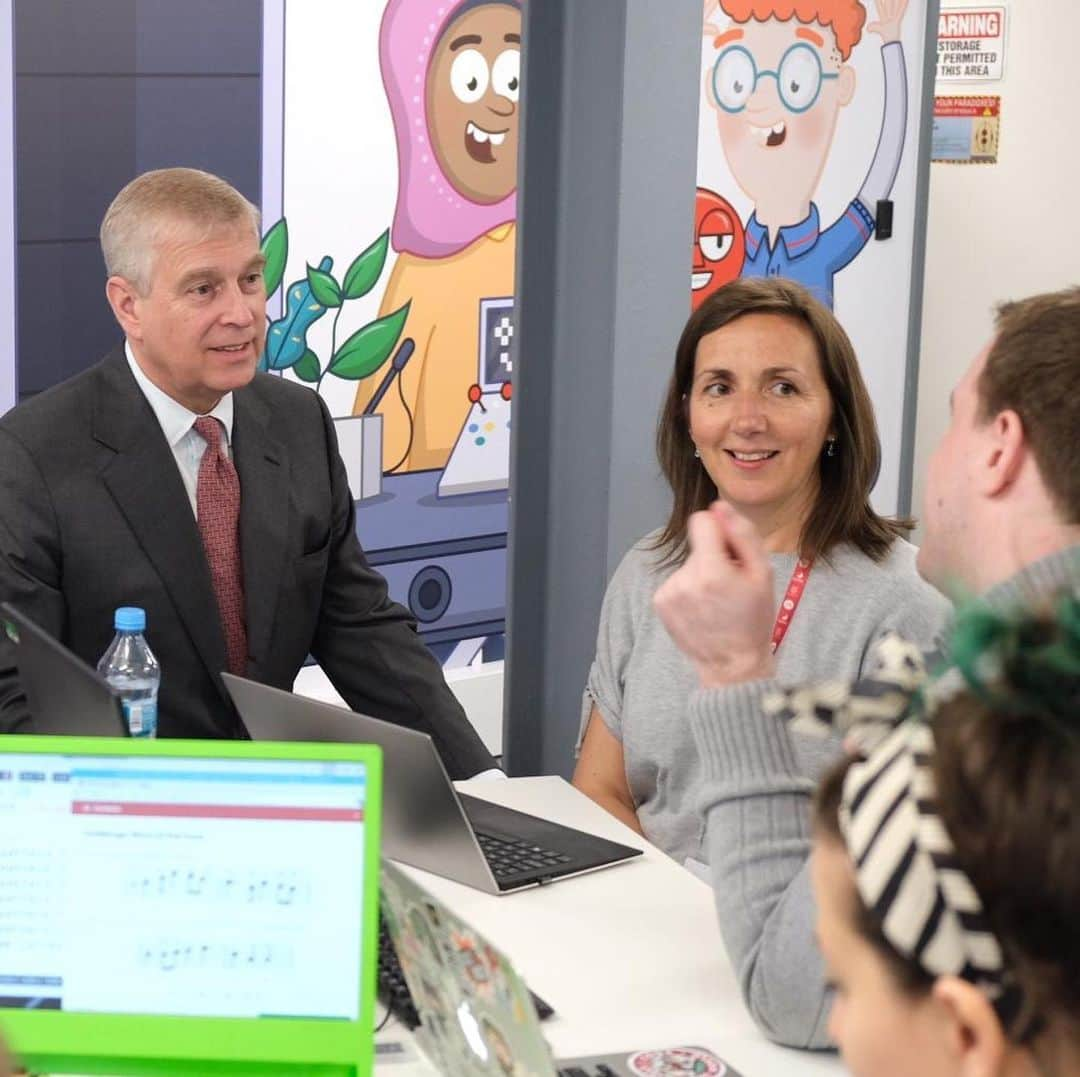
left=875, top=199, right=894, bottom=240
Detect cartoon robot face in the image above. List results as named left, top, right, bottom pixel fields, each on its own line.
left=691, top=187, right=745, bottom=308
left=426, top=2, right=522, bottom=205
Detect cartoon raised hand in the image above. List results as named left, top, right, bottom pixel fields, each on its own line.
left=867, top=0, right=910, bottom=45
left=703, top=0, right=723, bottom=37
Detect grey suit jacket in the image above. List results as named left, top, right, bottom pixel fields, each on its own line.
left=0, top=347, right=496, bottom=778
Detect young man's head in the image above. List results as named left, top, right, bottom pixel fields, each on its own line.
left=918, top=287, right=1080, bottom=595
left=707, top=1, right=865, bottom=225
left=102, top=168, right=267, bottom=414
left=812, top=600, right=1080, bottom=1076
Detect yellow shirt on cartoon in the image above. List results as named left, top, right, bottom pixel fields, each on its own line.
left=352, top=223, right=516, bottom=474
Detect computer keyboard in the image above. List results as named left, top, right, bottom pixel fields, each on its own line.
left=377, top=916, right=554, bottom=1029
left=475, top=831, right=573, bottom=880
left=557, top=1067, right=619, bottom=1077
left=378, top=916, right=421, bottom=1029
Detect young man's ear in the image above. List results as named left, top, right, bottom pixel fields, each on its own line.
left=837, top=65, right=856, bottom=107
left=978, top=408, right=1025, bottom=498
left=931, top=976, right=1010, bottom=1077
left=105, top=276, right=143, bottom=342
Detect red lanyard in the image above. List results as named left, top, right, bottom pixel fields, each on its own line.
left=771, top=558, right=813, bottom=654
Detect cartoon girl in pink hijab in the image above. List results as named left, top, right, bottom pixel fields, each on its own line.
left=352, top=0, right=522, bottom=474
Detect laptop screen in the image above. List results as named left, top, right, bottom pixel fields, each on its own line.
left=0, top=750, right=369, bottom=1022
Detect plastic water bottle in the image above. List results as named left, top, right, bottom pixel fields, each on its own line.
left=97, top=607, right=161, bottom=738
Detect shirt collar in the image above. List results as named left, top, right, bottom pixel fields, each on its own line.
left=125, top=341, right=234, bottom=448
left=745, top=203, right=821, bottom=259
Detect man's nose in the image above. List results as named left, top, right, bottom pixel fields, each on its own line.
left=220, top=285, right=256, bottom=326
left=489, top=96, right=516, bottom=118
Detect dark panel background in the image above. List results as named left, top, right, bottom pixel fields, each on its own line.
left=14, top=0, right=262, bottom=399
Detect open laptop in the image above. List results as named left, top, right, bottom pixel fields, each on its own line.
left=1, top=603, right=127, bottom=736
left=223, top=672, right=643, bottom=895
left=381, top=860, right=740, bottom=1077
left=0, top=733, right=382, bottom=1076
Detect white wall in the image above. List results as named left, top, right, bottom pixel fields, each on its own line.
left=911, top=1, right=1080, bottom=536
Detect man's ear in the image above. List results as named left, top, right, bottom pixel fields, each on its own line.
left=837, top=64, right=856, bottom=106
left=931, top=977, right=1010, bottom=1077
left=105, top=276, right=143, bottom=342
left=979, top=408, right=1025, bottom=498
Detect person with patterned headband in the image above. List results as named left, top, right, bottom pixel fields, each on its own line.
left=810, top=598, right=1080, bottom=1076
left=653, top=285, right=1080, bottom=1048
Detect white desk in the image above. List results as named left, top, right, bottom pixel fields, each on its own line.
left=376, top=776, right=841, bottom=1076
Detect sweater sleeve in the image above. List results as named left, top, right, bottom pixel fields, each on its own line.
left=690, top=680, right=834, bottom=1050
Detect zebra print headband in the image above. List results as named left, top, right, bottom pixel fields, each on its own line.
left=766, top=637, right=1025, bottom=1027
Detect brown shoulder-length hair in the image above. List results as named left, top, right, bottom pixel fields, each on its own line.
left=653, top=277, right=910, bottom=566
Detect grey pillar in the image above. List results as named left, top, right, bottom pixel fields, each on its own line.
left=504, top=0, right=701, bottom=777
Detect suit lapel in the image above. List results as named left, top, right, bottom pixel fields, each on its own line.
left=93, top=350, right=229, bottom=683
left=232, top=387, right=289, bottom=669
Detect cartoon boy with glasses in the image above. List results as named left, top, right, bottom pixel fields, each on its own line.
left=704, top=0, right=910, bottom=309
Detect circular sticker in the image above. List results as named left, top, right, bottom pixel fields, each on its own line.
left=627, top=1046, right=726, bottom=1076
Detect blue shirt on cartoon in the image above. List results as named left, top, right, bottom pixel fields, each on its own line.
left=741, top=199, right=875, bottom=310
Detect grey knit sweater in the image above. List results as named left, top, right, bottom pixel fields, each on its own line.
left=689, top=545, right=1080, bottom=1050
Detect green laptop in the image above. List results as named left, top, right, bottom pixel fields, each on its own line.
left=0, top=734, right=381, bottom=1076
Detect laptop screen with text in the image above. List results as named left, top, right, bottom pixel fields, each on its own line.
left=0, top=750, right=369, bottom=1022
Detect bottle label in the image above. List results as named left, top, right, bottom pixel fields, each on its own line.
left=122, top=699, right=158, bottom=738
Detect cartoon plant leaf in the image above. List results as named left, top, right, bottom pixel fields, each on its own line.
left=327, top=301, right=411, bottom=381
left=260, top=218, right=288, bottom=298
left=307, top=264, right=342, bottom=309
left=260, top=255, right=333, bottom=372
left=292, top=348, right=321, bottom=383
left=342, top=229, right=390, bottom=300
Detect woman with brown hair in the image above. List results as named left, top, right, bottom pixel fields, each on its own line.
left=572, top=277, right=946, bottom=864
left=811, top=598, right=1080, bottom=1075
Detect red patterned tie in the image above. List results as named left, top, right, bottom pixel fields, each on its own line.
left=194, top=417, right=247, bottom=676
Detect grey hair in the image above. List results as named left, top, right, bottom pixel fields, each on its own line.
left=100, top=168, right=260, bottom=294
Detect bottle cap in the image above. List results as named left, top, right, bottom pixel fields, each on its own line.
left=114, top=607, right=146, bottom=632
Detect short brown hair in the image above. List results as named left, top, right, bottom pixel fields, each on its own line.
left=814, top=603, right=1080, bottom=1042
left=654, top=277, right=908, bottom=565
left=978, top=287, right=1080, bottom=524
left=100, top=167, right=260, bottom=294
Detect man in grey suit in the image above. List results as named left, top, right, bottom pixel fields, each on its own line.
left=0, top=167, right=497, bottom=779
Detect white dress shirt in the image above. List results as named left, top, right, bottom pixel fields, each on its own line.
left=125, top=341, right=234, bottom=519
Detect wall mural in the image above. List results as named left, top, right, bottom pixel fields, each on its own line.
left=269, top=0, right=522, bottom=668
left=696, top=0, right=933, bottom=513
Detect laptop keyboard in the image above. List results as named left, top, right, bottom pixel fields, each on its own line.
left=377, top=916, right=554, bottom=1029
left=378, top=916, right=421, bottom=1029
left=475, top=831, right=573, bottom=880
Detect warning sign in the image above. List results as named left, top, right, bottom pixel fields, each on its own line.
left=931, top=96, right=1000, bottom=164
left=936, top=7, right=1006, bottom=82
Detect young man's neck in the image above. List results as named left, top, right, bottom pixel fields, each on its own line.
left=967, top=514, right=1080, bottom=594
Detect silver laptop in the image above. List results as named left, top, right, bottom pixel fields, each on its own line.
left=222, top=672, right=642, bottom=895
left=1, top=603, right=127, bottom=737
left=381, top=859, right=740, bottom=1077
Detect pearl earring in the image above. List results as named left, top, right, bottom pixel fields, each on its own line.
left=693, top=447, right=700, bottom=458
left=826, top=439, right=837, bottom=457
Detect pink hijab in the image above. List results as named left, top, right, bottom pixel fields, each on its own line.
left=380, top=0, right=519, bottom=259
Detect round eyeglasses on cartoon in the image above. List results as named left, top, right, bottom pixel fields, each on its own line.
left=712, top=43, right=839, bottom=114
